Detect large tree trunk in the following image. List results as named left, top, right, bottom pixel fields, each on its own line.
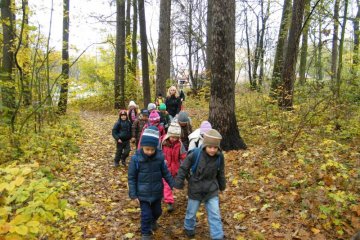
left=58, top=0, right=70, bottom=114
left=114, top=0, right=126, bottom=109
left=206, top=0, right=213, bottom=77
left=138, top=0, right=151, bottom=107
left=208, top=0, right=246, bottom=150
left=331, top=0, right=340, bottom=87
left=279, top=0, right=306, bottom=110
left=1, top=0, right=16, bottom=123
left=299, top=0, right=310, bottom=85
left=131, top=0, right=138, bottom=79
left=270, top=0, right=292, bottom=98
left=335, top=0, right=348, bottom=98
left=156, top=0, right=171, bottom=97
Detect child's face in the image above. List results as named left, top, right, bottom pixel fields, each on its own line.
left=205, top=146, right=219, bottom=156
left=179, top=122, right=187, bottom=127
left=142, top=115, right=149, bottom=121
left=169, top=136, right=179, bottom=143
left=120, top=115, right=127, bottom=120
left=143, top=146, right=156, bottom=156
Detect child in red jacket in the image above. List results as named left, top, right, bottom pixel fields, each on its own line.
left=161, top=122, right=187, bottom=212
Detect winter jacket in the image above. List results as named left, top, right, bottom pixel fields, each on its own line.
left=159, top=111, right=171, bottom=130
left=188, top=129, right=204, bottom=151
left=165, top=96, right=181, bottom=117
left=180, top=123, right=193, bottom=150
left=112, top=119, right=132, bottom=141
left=137, top=123, right=166, bottom=149
left=128, top=107, right=138, bottom=124
left=132, top=117, right=148, bottom=140
left=161, top=139, right=187, bottom=176
left=175, top=147, right=226, bottom=201
left=128, top=148, right=175, bottom=203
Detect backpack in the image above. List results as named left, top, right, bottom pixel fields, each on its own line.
left=187, top=147, right=222, bottom=177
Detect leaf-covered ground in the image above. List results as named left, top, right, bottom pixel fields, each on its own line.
left=62, top=109, right=359, bottom=240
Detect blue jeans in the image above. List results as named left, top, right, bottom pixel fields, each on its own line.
left=184, top=196, right=224, bottom=239
left=140, top=199, right=162, bottom=235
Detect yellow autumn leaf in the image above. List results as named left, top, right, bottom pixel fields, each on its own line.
left=14, top=176, right=25, bottom=186
left=0, top=207, right=11, bottom=217
left=21, top=168, right=32, bottom=175
left=232, top=178, right=239, bottom=186
left=78, top=200, right=92, bottom=207
left=233, top=212, right=246, bottom=221
left=124, top=232, right=135, bottom=239
left=196, top=212, right=204, bottom=218
left=10, top=213, right=31, bottom=225
left=45, top=193, right=59, bottom=210
left=0, top=222, right=10, bottom=234
left=236, top=236, right=246, bottom=240
left=64, top=209, right=77, bottom=219
left=6, top=182, right=16, bottom=191
left=26, top=220, right=40, bottom=227
left=0, top=183, right=8, bottom=191
left=311, top=227, right=320, bottom=234
left=14, top=225, right=29, bottom=235
left=271, top=222, right=281, bottom=229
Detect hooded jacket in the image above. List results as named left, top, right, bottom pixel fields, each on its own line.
left=175, top=147, right=226, bottom=201
left=161, top=138, right=187, bottom=176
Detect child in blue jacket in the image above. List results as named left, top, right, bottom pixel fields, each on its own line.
left=112, top=110, right=132, bottom=167
left=128, top=126, right=175, bottom=240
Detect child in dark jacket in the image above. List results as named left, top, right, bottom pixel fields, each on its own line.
left=161, top=122, right=186, bottom=212
left=174, top=129, right=226, bottom=240
left=128, top=126, right=175, bottom=240
left=175, top=111, right=193, bottom=151
left=158, top=103, right=171, bottom=132
left=131, top=109, right=149, bottom=149
left=112, top=110, right=132, bottom=167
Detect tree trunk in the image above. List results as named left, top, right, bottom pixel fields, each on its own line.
left=331, top=0, right=340, bottom=87
left=138, top=0, right=151, bottom=107
left=270, top=0, right=292, bottom=98
left=126, top=0, right=131, bottom=62
left=206, top=0, right=213, bottom=78
left=258, top=0, right=270, bottom=87
left=353, top=0, right=360, bottom=70
left=299, top=0, right=310, bottom=85
left=58, top=0, right=70, bottom=114
left=335, top=0, right=348, bottom=98
left=188, top=2, right=195, bottom=90
left=114, top=0, right=126, bottom=109
left=131, top=0, right=138, bottom=79
left=208, top=0, right=246, bottom=150
left=279, top=0, right=306, bottom=110
left=156, top=0, right=171, bottom=97
left=1, top=0, right=16, bottom=123
left=317, top=10, right=323, bottom=81
left=245, top=9, right=253, bottom=88
left=22, top=0, right=31, bottom=106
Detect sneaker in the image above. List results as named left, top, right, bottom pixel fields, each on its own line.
left=141, top=234, right=152, bottom=240
left=121, top=160, right=126, bottom=166
left=184, top=229, right=195, bottom=238
left=151, top=221, right=159, bottom=231
left=167, top=203, right=174, bottom=212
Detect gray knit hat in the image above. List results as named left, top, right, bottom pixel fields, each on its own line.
left=178, top=111, right=189, bottom=123
left=202, top=129, right=222, bottom=148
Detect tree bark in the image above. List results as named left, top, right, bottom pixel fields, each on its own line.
left=208, top=0, right=246, bottom=150
left=1, top=0, right=16, bottom=122
left=114, top=0, right=126, bottom=109
left=270, top=0, right=292, bottom=98
left=279, top=0, right=306, bottom=110
left=335, top=0, right=348, bottom=98
left=58, top=0, right=70, bottom=114
left=131, top=0, right=138, bottom=79
left=138, top=0, right=151, bottom=107
left=299, top=0, right=310, bottom=85
left=22, top=0, right=31, bottom=106
left=331, top=0, right=340, bottom=87
left=317, top=9, right=323, bottom=81
left=206, top=0, right=213, bottom=78
left=156, top=0, right=171, bottom=97
left=245, top=9, right=253, bottom=88
left=353, top=0, right=360, bottom=69
left=126, top=0, right=131, bottom=62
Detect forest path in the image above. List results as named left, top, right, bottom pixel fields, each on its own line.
left=63, top=110, right=213, bottom=240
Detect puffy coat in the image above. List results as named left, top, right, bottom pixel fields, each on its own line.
left=188, top=129, right=204, bottom=151
left=161, top=139, right=187, bottom=176
left=128, top=149, right=174, bottom=203
left=175, top=147, right=226, bottom=201
left=112, top=119, right=132, bottom=141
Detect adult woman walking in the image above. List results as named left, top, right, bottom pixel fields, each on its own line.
left=165, top=86, right=182, bottom=119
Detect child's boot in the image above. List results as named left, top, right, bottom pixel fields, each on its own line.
left=121, top=159, right=126, bottom=166
left=151, top=221, right=159, bottom=231
left=141, top=234, right=152, bottom=240
left=184, top=228, right=195, bottom=238
left=167, top=203, right=174, bottom=212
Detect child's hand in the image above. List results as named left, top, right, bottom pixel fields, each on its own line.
left=173, top=187, right=180, bottom=194
left=118, top=139, right=122, bottom=143
left=132, top=198, right=140, bottom=204
left=131, top=137, right=136, bottom=143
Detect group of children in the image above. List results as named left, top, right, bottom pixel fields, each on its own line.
left=112, top=100, right=226, bottom=240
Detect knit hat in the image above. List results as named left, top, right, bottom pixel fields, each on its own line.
left=147, top=103, right=157, bottom=111
left=128, top=100, right=136, bottom=108
left=159, top=103, right=166, bottom=111
left=140, top=126, right=159, bottom=148
left=166, top=122, right=181, bottom=138
left=200, top=121, right=212, bottom=134
left=119, top=109, right=127, bottom=117
left=202, top=129, right=222, bottom=148
left=149, top=111, right=160, bottom=125
left=140, top=109, right=149, bottom=116
left=178, top=111, right=190, bottom=123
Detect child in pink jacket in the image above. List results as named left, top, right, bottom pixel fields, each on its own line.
left=161, top=122, right=187, bottom=212
left=137, top=110, right=166, bottom=149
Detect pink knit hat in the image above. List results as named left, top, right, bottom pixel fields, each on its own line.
left=200, top=121, right=212, bottom=134
left=149, top=111, right=160, bottom=125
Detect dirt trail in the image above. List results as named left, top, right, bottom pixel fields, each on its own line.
left=63, top=111, right=215, bottom=240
